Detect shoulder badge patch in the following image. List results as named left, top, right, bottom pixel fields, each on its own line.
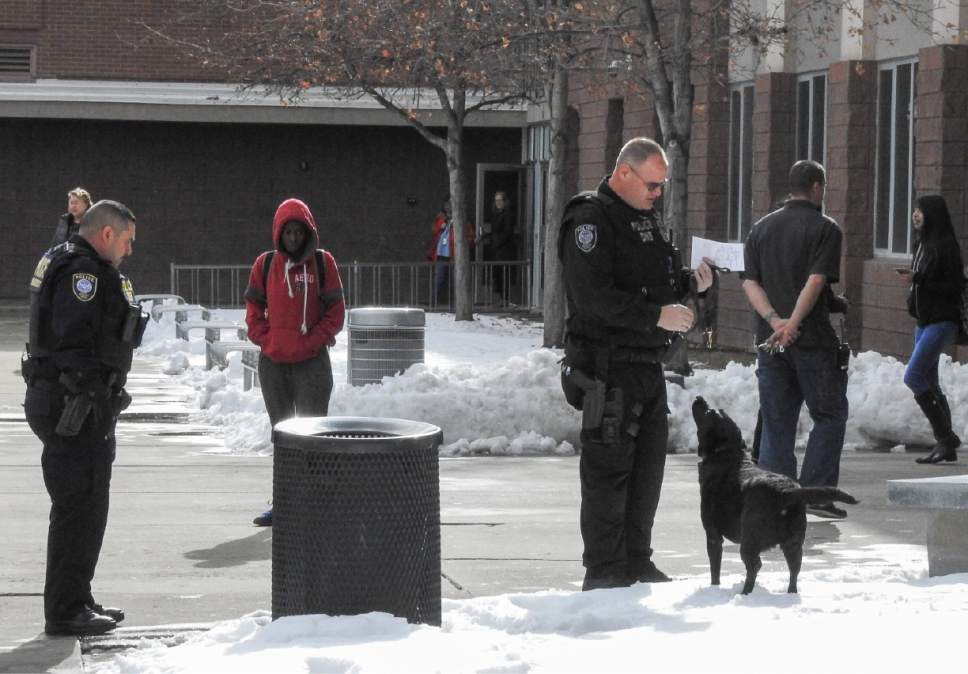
left=72, top=273, right=98, bottom=302
left=575, top=223, right=598, bottom=253
left=121, top=277, right=135, bottom=304
left=30, top=254, right=52, bottom=290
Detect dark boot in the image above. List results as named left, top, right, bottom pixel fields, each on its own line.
left=914, top=391, right=960, bottom=464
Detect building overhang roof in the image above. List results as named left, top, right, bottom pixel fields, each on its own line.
left=0, top=79, right=525, bottom=127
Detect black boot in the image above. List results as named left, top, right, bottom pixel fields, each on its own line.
left=914, top=391, right=960, bottom=464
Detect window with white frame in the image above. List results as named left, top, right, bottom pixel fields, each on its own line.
left=728, top=83, right=754, bottom=242
left=796, top=73, right=826, bottom=162
left=875, top=60, right=918, bottom=255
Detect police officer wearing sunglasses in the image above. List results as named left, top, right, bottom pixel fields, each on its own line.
left=559, top=137, right=715, bottom=590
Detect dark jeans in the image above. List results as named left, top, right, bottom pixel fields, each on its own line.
left=580, top=362, right=667, bottom=578
left=433, top=258, right=451, bottom=307
left=258, top=349, right=334, bottom=427
left=903, top=321, right=958, bottom=396
left=24, top=380, right=116, bottom=621
left=756, top=346, right=848, bottom=488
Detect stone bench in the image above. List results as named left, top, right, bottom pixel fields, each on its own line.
left=150, top=303, right=207, bottom=323
left=135, top=293, right=185, bottom=310
left=175, top=320, right=246, bottom=342
left=207, top=341, right=260, bottom=371
left=241, top=347, right=260, bottom=390
left=887, top=474, right=968, bottom=576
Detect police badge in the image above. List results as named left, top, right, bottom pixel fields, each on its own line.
left=72, top=273, right=98, bottom=302
left=576, top=223, right=597, bottom=253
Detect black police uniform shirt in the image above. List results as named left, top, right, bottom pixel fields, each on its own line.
left=29, top=235, right=138, bottom=387
left=560, top=176, right=692, bottom=351
left=743, top=199, right=843, bottom=349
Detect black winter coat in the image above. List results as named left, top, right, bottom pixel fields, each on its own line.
left=906, top=239, right=966, bottom=327
left=559, top=178, right=693, bottom=352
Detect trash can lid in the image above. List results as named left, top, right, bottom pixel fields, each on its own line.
left=273, top=416, right=442, bottom=453
left=348, top=307, right=426, bottom=327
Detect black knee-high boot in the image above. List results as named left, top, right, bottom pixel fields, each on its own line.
left=914, top=391, right=960, bottom=464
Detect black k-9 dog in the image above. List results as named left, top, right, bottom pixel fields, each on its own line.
left=692, top=396, right=858, bottom=594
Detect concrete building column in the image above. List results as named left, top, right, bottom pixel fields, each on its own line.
left=825, top=59, right=878, bottom=351
left=751, top=72, right=796, bottom=220
left=916, top=44, right=968, bottom=362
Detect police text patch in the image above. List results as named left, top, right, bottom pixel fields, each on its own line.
left=575, top=224, right=598, bottom=253
left=72, top=273, right=98, bottom=302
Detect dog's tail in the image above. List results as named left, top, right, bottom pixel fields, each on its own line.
left=784, top=487, right=859, bottom=506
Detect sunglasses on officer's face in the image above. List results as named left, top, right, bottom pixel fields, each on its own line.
left=625, top=163, right=667, bottom=193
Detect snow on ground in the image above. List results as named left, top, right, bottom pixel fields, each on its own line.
left=138, top=307, right=968, bottom=456
left=92, top=547, right=968, bottom=674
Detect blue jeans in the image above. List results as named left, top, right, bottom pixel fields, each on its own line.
left=903, top=321, right=958, bottom=395
left=433, top=259, right=451, bottom=306
left=756, top=346, right=848, bottom=488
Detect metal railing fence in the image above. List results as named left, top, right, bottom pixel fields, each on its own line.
left=170, top=260, right=532, bottom=311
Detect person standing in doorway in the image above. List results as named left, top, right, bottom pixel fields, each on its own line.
left=244, top=198, right=345, bottom=526
left=897, top=194, right=966, bottom=464
left=482, top=191, right=517, bottom=303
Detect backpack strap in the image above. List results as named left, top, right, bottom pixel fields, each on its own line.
left=261, top=250, right=275, bottom=293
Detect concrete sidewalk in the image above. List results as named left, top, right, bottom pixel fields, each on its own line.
left=0, top=308, right=948, bottom=672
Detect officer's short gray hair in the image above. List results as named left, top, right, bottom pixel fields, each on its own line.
left=614, top=137, right=667, bottom=171
left=78, top=200, right=137, bottom=236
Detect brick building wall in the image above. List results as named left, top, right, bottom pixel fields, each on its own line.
left=0, top=118, right=520, bottom=297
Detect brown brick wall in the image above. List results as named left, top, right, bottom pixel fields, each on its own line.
left=0, top=1, right=222, bottom=82
left=751, top=73, right=796, bottom=217
left=826, top=59, right=877, bottom=350
left=0, top=118, right=520, bottom=298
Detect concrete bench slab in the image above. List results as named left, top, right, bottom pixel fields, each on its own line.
left=176, top=320, right=245, bottom=342
left=136, top=294, right=185, bottom=309
left=242, top=347, right=260, bottom=390
left=206, top=341, right=259, bottom=371
left=887, top=474, right=968, bottom=577
left=151, top=303, right=207, bottom=322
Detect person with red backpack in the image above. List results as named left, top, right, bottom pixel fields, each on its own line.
left=243, top=198, right=345, bottom=526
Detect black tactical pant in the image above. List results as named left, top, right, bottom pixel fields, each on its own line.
left=579, top=361, right=668, bottom=581
left=25, top=380, right=116, bottom=622
left=258, top=349, right=334, bottom=426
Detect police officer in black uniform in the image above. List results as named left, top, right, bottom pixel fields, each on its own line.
left=559, top=138, right=714, bottom=591
left=23, top=200, right=146, bottom=636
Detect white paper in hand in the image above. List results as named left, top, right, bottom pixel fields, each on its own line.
left=690, top=236, right=745, bottom=272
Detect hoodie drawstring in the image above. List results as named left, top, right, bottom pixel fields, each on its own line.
left=283, top=258, right=310, bottom=334
left=300, top=262, right=309, bottom=335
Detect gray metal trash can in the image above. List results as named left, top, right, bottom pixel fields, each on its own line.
left=347, top=307, right=425, bottom=385
left=271, top=416, right=443, bottom=625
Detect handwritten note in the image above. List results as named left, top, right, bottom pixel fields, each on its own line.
left=690, top=236, right=745, bottom=272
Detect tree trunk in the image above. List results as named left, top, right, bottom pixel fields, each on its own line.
left=446, top=123, right=473, bottom=321
left=543, top=62, right=569, bottom=348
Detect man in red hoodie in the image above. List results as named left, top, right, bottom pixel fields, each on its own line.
left=244, top=198, right=345, bottom=526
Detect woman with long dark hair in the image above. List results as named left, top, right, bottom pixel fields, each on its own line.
left=898, top=194, right=966, bottom=464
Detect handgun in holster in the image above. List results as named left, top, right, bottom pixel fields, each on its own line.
left=122, top=305, right=150, bottom=347
left=55, top=372, right=94, bottom=437
left=565, top=366, right=625, bottom=445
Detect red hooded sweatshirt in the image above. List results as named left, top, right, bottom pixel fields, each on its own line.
left=244, top=198, right=345, bottom=363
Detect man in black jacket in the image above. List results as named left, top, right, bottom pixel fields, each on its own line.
left=559, top=137, right=714, bottom=590
left=742, top=160, right=849, bottom=519
left=24, top=200, right=146, bottom=635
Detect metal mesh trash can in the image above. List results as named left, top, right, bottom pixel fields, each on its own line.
left=347, top=307, right=425, bottom=385
left=271, top=416, right=443, bottom=625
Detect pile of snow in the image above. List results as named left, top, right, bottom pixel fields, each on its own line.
left=138, top=307, right=968, bottom=456
left=92, top=550, right=968, bottom=674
